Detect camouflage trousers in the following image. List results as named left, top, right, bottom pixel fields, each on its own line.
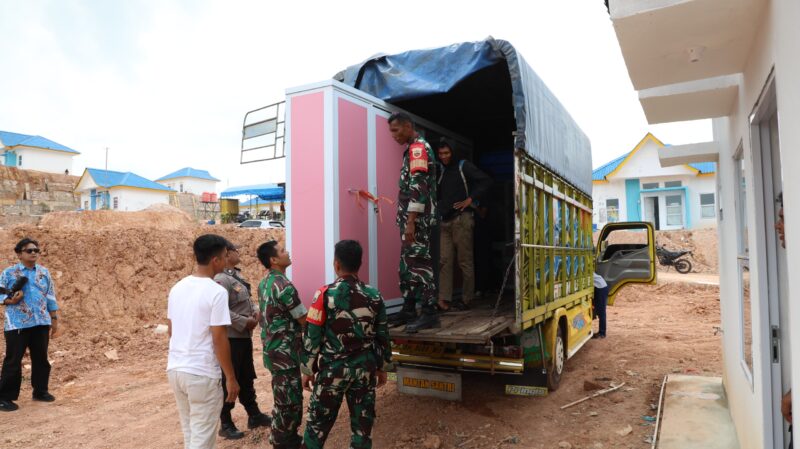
left=301, top=366, right=377, bottom=449
left=270, top=366, right=303, bottom=449
left=399, top=223, right=436, bottom=309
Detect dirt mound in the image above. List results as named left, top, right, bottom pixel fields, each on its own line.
left=656, top=228, right=718, bottom=273
left=595, top=228, right=718, bottom=274
left=0, top=225, right=285, bottom=370
left=39, top=208, right=196, bottom=230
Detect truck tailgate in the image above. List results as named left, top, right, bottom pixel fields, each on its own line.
left=389, top=305, right=516, bottom=344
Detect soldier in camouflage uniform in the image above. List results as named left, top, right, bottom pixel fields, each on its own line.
left=257, top=241, right=308, bottom=449
left=388, top=112, right=440, bottom=332
left=300, top=240, right=391, bottom=449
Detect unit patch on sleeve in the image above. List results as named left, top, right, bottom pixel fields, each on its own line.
left=306, top=286, right=329, bottom=325
left=409, top=143, right=428, bottom=174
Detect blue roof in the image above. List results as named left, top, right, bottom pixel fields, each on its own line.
left=689, top=162, right=717, bottom=173
left=593, top=147, right=716, bottom=181
left=156, top=167, right=220, bottom=182
left=592, top=153, right=628, bottom=181
left=0, top=130, right=80, bottom=154
left=85, top=168, right=174, bottom=191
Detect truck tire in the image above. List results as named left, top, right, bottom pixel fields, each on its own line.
left=547, top=324, right=566, bottom=391
left=675, top=259, right=692, bottom=274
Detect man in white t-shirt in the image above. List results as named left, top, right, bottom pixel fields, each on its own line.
left=167, top=234, right=240, bottom=449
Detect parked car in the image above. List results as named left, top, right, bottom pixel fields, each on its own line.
left=237, top=219, right=284, bottom=229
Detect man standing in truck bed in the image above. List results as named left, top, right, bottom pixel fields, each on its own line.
left=388, top=112, right=439, bottom=333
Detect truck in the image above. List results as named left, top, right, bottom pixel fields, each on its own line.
left=240, top=38, right=656, bottom=398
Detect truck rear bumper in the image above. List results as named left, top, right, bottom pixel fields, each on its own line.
left=392, top=350, right=525, bottom=374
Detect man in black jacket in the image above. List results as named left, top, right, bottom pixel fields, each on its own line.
left=436, top=139, right=492, bottom=311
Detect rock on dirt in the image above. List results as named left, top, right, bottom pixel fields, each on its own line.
left=583, top=380, right=603, bottom=391
left=422, top=434, right=442, bottom=449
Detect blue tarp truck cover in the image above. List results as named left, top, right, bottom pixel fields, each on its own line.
left=334, top=37, right=592, bottom=196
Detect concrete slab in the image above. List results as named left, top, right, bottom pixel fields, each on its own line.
left=658, top=375, right=739, bottom=449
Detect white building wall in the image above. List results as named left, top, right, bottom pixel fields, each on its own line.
left=158, top=177, right=217, bottom=194
left=15, top=147, right=74, bottom=174
left=711, top=1, right=800, bottom=447
left=110, top=188, right=171, bottom=211
left=775, top=5, right=800, bottom=449
left=592, top=180, right=626, bottom=227
left=688, top=176, right=717, bottom=229
left=592, top=171, right=716, bottom=229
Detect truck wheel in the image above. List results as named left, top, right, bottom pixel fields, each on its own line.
left=547, top=325, right=566, bottom=391
left=675, top=259, right=692, bottom=274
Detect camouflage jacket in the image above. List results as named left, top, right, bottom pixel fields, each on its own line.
left=258, top=269, right=308, bottom=372
left=397, top=135, right=438, bottom=229
left=301, top=275, right=391, bottom=376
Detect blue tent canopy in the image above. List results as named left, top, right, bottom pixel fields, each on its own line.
left=220, top=184, right=285, bottom=202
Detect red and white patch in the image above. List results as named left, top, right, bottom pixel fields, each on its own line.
left=408, top=142, right=428, bottom=174
left=306, top=286, right=329, bottom=325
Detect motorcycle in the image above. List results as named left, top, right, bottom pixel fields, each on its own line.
left=656, top=245, right=693, bottom=274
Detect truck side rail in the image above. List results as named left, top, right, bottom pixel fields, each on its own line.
left=515, top=150, right=594, bottom=331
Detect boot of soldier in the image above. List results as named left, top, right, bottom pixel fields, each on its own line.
left=218, top=422, right=245, bottom=440
left=404, top=307, right=440, bottom=333
left=389, top=299, right=417, bottom=325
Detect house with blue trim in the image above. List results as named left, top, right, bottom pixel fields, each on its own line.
left=74, top=168, right=174, bottom=211
left=155, top=167, right=219, bottom=194
left=592, top=133, right=717, bottom=230
left=0, top=131, right=80, bottom=175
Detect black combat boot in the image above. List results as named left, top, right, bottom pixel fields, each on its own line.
left=219, top=422, right=245, bottom=440
left=247, top=411, right=272, bottom=429
left=404, top=306, right=440, bottom=333
left=389, top=299, right=417, bottom=325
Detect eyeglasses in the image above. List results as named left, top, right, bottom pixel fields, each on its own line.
left=23, top=248, right=40, bottom=254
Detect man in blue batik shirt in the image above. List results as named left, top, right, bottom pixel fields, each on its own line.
left=0, top=237, right=59, bottom=412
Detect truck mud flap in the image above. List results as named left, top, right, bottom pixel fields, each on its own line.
left=396, top=367, right=462, bottom=401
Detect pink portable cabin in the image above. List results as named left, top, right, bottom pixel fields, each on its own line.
left=285, top=80, right=469, bottom=307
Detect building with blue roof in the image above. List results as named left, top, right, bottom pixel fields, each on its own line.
left=592, top=133, right=717, bottom=231
left=74, top=168, right=175, bottom=212
left=0, top=130, right=80, bottom=175
left=155, top=167, right=220, bottom=194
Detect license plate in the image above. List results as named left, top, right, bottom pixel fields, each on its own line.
left=396, top=367, right=461, bottom=401
left=505, top=384, right=548, bottom=397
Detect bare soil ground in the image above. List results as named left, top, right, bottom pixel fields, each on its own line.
left=0, top=211, right=722, bottom=449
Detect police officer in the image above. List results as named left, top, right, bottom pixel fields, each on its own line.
left=388, top=112, right=439, bottom=332
left=214, top=241, right=272, bottom=439
left=300, top=240, right=391, bottom=449
left=257, top=240, right=308, bottom=449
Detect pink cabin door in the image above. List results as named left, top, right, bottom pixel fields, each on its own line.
left=373, top=109, right=404, bottom=301
left=336, top=97, right=372, bottom=283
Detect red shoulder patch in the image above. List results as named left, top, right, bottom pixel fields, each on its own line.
left=408, top=142, right=428, bottom=174
left=306, top=286, right=329, bottom=326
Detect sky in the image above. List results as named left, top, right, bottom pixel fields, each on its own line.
left=0, top=0, right=711, bottom=190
